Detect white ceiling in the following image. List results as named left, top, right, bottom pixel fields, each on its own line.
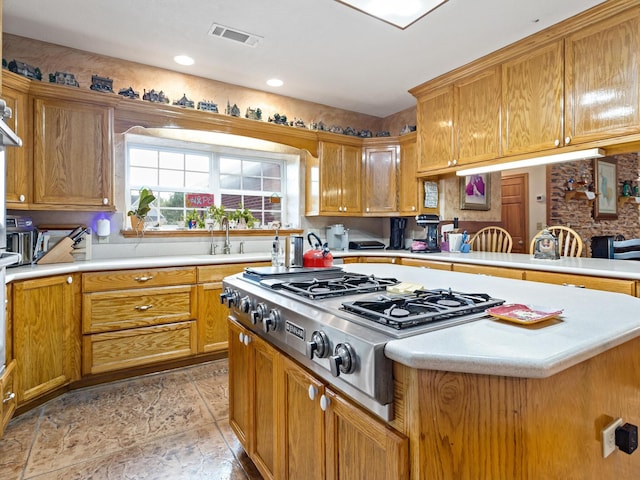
left=3, top=0, right=604, bottom=118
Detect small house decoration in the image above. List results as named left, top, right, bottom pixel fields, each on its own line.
left=173, top=93, right=194, bottom=108
left=268, top=113, right=288, bottom=125
left=118, top=86, right=139, bottom=99
left=8, top=60, right=42, bottom=80
left=90, top=75, right=114, bottom=93
left=376, top=131, right=391, bottom=137
left=142, top=89, right=169, bottom=103
left=197, top=100, right=218, bottom=113
left=49, top=71, right=79, bottom=87
left=358, top=129, right=373, bottom=138
left=344, top=126, right=357, bottom=136
left=310, top=121, right=327, bottom=131
left=225, top=101, right=241, bottom=117
left=291, top=118, right=306, bottom=128
left=400, top=124, right=417, bottom=135
left=328, top=125, right=344, bottom=134
left=245, top=107, right=262, bottom=121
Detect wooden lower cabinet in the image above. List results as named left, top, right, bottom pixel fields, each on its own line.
left=524, top=270, right=636, bottom=295
left=452, top=263, right=525, bottom=280
left=12, top=274, right=81, bottom=404
left=229, top=318, right=408, bottom=480
left=400, top=258, right=452, bottom=270
left=0, top=360, right=18, bottom=438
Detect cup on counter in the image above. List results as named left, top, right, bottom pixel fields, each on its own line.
left=448, top=233, right=463, bottom=252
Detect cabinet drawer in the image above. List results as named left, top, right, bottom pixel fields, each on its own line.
left=400, top=258, right=452, bottom=270
left=524, top=271, right=636, bottom=295
left=83, top=267, right=197, bottom=292
left=83, top=286, right=197, bottom=333
left=83, top=321, right=197, bottom=375
left=197, top=262, right=269, bottom=283
left=452, top=263, right=524, bottom=279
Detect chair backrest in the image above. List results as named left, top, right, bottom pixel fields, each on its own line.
left=469, top=227, right=513, bottom=253
left=529, top=226, right=583, bottom=257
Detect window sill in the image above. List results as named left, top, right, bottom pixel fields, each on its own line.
left=120, top=228, right=304, bottom=238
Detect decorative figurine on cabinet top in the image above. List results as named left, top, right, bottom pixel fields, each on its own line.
left=118, top=86, right=140, bottom=99
left=143, top=89, right=169, bottom=103
left=49, top=71, right=79, bottom=87
left=8, top=60, right=42, bottom=80
left=173, top=93, right=195, bottom=108
left=226, top=101, right=241, bottom=117
left=245, top=107, right=262, bottom=121
left=268, top=113, right=288, bottom=125
left=197, top=100, right=218, bottom=113
left=90, top=75, right=114, bottom=93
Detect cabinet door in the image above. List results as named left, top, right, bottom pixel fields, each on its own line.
left=197, top=282, right=229, bottom=353
left=319, top=142, right=343, bottom=214
left=455, top=66, right=502, bottom=164
left=502, top=40, right=564, bottom=155
left=324, top=387, right=408, bottom=480
left=416, top=85, right=455, bottom=172
left=32, top=97, right=113, bottom=208
left=341, top=144, right=362, bottom=215
left=565, top=8, right=640, bottom=144
left=228, top=319, right=253, bottom=448
left=2, top=74, right=31, bottom=208
left=252, top=336, right=277, bottom=480
left=363, top=145, right=397, bottom=215
left=279, top=357, right=325, bottom=480
left=13, top=275, right=80, bottom=403
left=398, top=135, right=419, bottom=215
left=1, top=360, right=17, bottom=438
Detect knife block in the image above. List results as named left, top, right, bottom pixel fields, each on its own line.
left=37, top=237, right=75, bottom=265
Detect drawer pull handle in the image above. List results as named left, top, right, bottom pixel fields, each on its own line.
left=134, top=276, right=154, bottom=282
left=562, top=283, right=585, bottom=288
left=135, top=304, right=153, bottom=311
left=3, top=392, right=15, bottom=404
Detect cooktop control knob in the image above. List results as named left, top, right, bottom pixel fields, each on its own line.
left=329, top=343, right=356, bottom=377
left=250, top=303, right=268, bottom=325
left=264, top=309, right=281, bottom=333
left=239, top=296, right=252, bottom=314
left=306, top=331, right=330, bottom=359
left=220, top=288, right=240, bottom=308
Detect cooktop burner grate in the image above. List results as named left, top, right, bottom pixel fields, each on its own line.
left=276, top=273, right=399, bottom=299
left=341, top=288, right=505, bottom=329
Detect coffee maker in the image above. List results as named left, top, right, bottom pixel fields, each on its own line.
left=411, top=214, right=440, bottom=253
left=326, top=224, right=349, bottom=251
left=388, top=218, right=407, bottom=250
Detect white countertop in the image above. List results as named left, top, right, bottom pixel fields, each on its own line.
left=340, top=263, right=640, bottom=379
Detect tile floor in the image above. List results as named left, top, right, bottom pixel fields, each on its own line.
left=0, top=359, right=263, bottom=479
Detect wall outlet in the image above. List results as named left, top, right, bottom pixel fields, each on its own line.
left=602, top=417, right=623, bottom=457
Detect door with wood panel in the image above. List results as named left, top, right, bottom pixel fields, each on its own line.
left=501, top=174, right=528, bottom=253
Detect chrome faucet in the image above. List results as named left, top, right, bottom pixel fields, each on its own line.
left=221, top=216, right=231, bottom=254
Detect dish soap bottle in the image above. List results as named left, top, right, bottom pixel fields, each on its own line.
left=271, top=230, right=285, bottom=267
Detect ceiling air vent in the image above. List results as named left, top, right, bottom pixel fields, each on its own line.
left=208, top=23, right=263, bottom=47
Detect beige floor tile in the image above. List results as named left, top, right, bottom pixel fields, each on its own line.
left=25, top=424, right=249, bottom=480
left=0, top=407, right=42, bottom=480
left=189, top=359, right=230, bottom=421
left=24, top=369, right=215, bottom=478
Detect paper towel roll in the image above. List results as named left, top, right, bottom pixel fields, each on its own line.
left=448, top=233, right=463, bottom=252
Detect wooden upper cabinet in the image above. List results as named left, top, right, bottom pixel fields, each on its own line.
left=502, top=40, right=564, bottom=155
left=398, top=133, right=419, bottom=215
left=2, top=72, right=31, bottom=209
left=318, top=140, right=362, bottom=215
left=565, top=7, right=640, bottom=144
left=416, top=85, right=455, bottom=172
left=454, top=66, right=502, bottom=164
left=32, top=90, right=115, bottom=210
left=363, top=144, right=398, bottom=215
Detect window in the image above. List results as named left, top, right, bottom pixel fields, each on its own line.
left=126, top=139, right=286, bottom=228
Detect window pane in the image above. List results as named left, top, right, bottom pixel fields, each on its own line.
left=244, top=177, right=262, bottom=190
left=220, top=174, right=241, bottom=189
left=243, top=161, right=262, bottom=176
left=221, top=194, right=242, bottom=210
left=185, top=171, right=210, bottom=189
left=159, top=151, right=184, bottom=169
left=220, top=158, right=242, bottom=174
left=130, top=148, right=158, bottom=168
left=185, top=154, right=209, bottom=172
left=243, top=196, right=263, bottom=211
left=264, top=178, right=281, bottom=191
left=159, top=169, right=185, bottom=187
left=263, top=163, right=281, bottom=177
left=157, top=191, right=184, bottom=207
left=130, top=167, right=158, bottom=187
left=264, top=211, right=281, bottom=224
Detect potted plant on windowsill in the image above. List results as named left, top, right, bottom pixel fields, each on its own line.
left=231, top=204, right=258, bottom=229
left=206, top=204, right=227, bottom=229
left=127, top=187, right=156, bottom=232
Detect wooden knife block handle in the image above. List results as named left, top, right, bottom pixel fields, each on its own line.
left=37, top=237, right=75, bottom=265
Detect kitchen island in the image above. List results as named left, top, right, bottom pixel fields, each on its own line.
left=339, top=263, right=640, bottom=479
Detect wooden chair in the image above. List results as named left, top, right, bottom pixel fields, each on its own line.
left=529, top=226, right=583, bottom=257
left=469, top=227, right=513, bottom=253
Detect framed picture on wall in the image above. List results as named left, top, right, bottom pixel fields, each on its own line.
left=593, top=158, right=618, bottom=220
left=460, top=174, right=491, bottom=210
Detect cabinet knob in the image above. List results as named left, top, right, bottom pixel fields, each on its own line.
left=133, top=276, right=153, bottom=282
left=243, top=334, right=251, bottom=346
left=412, top=206, right=416, bottom=211
left=134, top=304, right=153, bottom=311
left=19, top=194, right=25, bottom=202
left=66, top=276, right=73, bottom=284
left=3, top=391, right=15, bottom=404
left=343, top=206, right=347, bottom=212
left=447, top=160, right=452, bottom=167
left=452, top=159, right=457, bottom=166
left=366, top=207, right=369, bottom=213
left=320, top=394, right=330, bottom=411
left=565, top=136, right=571, bottom=145
left=102, top=198, right=109, bottom=205
left=239, top=332, right=245, bottom=343
left=308, top=385, right=318, bottom=401
left=554, top=139, right=561, bottom=147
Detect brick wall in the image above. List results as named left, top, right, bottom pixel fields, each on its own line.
left=549, top=153, right=640, bottom=255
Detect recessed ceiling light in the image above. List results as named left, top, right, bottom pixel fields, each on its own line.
left=267, top=78, right=284, bottom=87
left=174, top=55, right=195, bottom=66
left=336, top=0, right=448, bottom=29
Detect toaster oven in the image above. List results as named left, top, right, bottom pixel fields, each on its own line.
left=6, top=215, right=36, bottom=266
